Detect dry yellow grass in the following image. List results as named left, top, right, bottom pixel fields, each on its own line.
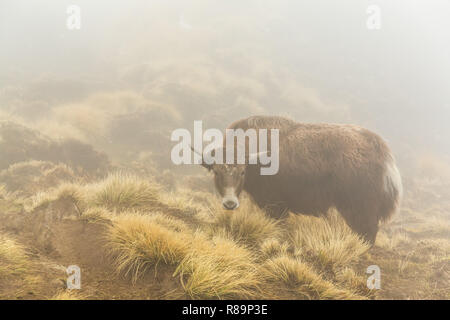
left=335, top=267, right=373, bottom=297
left=209, top=199, right=280, bottom=247
left=80, top=206, right=113, bottom=223
left=105, top=205, right=264, bottom=299
left=106, top=212, right=191, bottom=282
left=375, top=230, right=410, bottom=250
left=286, top=210, right=370, bottom=270
left=174, top=234, right=262, bottom=299
left=4, top=167, right=446, bottom=300
left=89, top=172, right=161, bottom=212
left=260, top=238, right=290, bottom=259
left=261, top=255, right=366, bottom=300
left=26, top=182, right=86, bottom=212
left=0, top=233, right=57, bottom=300
left=11, top=173, right=375, bottom=300
left=0, top=119, right=448, bottom=300
left=0, top=233, right=30, bottom=277
left=102, top=191, right=370, bottom=300
left=26, top=172, right=162, bottom=215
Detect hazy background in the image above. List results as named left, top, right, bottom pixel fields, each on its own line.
left=1, top=0, right=450, bottom=172
left=1, top=1, right=449, bottom=301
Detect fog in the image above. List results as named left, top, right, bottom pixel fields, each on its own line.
left=1, top=0, right=450, bottom=166
left=1, top=1, right=449, bottom=301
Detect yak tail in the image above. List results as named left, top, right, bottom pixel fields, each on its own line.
left=381, top=154, right=403, bottom=222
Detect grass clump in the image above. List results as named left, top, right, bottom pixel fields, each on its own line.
left=335, top=267, right=373, bottom=297
left=0, top=233, right=30, bottom=277
left=26, top=182, right=86, bottom=213
left=209, top=199, right=279, bottom=247
left=80, top=206, right=113, bottom=223
left=174, top=234, right=262, bottom=299
left=106, top=212, right=191, bottom=282
left=287, top=210, right=369, bottom=270
left=26, top=172, right=162, bottom=215
left=260, top=238, right=290, bottom=259
left=89, top=172, right=160, bottom=212
left=262, top=255, right=366, bottom=300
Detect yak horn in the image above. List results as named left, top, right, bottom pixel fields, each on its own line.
left=190, top=145, right=213, bottom=170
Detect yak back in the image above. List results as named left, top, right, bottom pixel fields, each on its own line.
left=227, top=116, right=394, bottom=218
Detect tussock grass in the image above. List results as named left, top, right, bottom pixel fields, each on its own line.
left=89, top=172, right=160, bottom=212
left=335, top=267, right=373, bottom=297
left=106, top=212, right=191, bottom=282
left=209, top=199, right=280, bottom=247
left=0, top=233, right=30, bottom=276
left=260, top=238, right=290, bottom=259
left=262, top=255, right=365, bottom=300
left=26, top=182, right=86, bottom=212
left=80, top=206, right=113, bottom=223
left=18, top=173, right=375, bottom=300
left=287, top=210, right=370, bottom=270
left=2, top=118, right=449, bottom=300
left=26, top=172, right=161, bottom=214
left=174, top=234, right=262, bottom=299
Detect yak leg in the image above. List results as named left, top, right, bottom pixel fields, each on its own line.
left=338, top=205, right=380, bottom=245
left=351, top=216, right=379, bottom=245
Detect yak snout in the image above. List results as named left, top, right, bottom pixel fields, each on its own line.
left=222, top=188, right=239, bottom=210
left=223, top=198, right=239, bottom=210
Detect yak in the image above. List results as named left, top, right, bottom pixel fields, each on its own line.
left=194, top=115, right=403, bottom=244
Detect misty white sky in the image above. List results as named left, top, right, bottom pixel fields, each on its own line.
left=1, top=0, right=450, bottom=157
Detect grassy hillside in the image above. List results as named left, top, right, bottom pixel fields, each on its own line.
left=1, top=169, right=448, bottom=300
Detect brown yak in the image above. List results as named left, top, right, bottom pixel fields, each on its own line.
left=194, top=115, right=402, bottom=244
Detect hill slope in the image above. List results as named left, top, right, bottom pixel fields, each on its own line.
left=1, top=171, right=447, bottom=300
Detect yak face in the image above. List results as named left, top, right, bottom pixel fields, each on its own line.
left=191, top=145, right=261, bottom=210
left=210, top=164, right=246, bottom=210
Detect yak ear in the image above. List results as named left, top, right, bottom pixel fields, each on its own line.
left=190, top=145, right=213, bottom=171
left=248, top=151, right=268, bottom=165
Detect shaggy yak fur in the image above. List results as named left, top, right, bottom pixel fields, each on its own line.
left=197, top=115, right=403, bottom=244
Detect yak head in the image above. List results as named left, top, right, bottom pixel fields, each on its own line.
left=191, top=146, right=264, bottom=210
